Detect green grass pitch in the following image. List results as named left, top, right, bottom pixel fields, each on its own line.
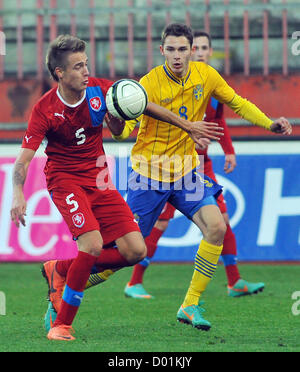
left=0, top=262, right=299, bottom=352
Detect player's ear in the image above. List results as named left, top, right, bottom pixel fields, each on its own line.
left=159, top=45, right=164, bottom=56
left=209, top=47, right=213, bottom=58
left=55, top=66, right=64, bottom=80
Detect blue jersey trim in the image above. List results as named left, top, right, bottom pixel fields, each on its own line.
left=85, top=86, right=107, bottom=127
left=163, top=65, right=182, bottom=85
left=163, top=64, right=191, bottom=86
left=210, top=97, right=219, bottom=110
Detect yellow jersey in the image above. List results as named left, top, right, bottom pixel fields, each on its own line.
left=115, top=61, right=272, bottom=182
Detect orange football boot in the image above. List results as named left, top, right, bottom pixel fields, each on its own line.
left=42, top=260, right=66, bottom=313
left=47, top=325, right=75, bottom=341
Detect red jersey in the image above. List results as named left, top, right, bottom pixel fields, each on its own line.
left=197, top=96, right=235, bottom=158
left=22, top=77, right=113, bottom=191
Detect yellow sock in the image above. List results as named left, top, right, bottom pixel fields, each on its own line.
left=85, top=269, right=114, bottom=289
left=182, top=240, right=223, bottom=307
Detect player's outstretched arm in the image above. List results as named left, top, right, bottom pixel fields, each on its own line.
left=10, top=148, right=35, bottom=228
left=270, top=117, right=292, bottom=135
left=226, top=95, right=293, bottom=135
left=144, top=102, right=224, bottom=144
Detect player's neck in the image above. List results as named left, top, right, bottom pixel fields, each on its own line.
left=58, top=84, right=85, bottom=106
left=165, top=61, right=190, bottom=80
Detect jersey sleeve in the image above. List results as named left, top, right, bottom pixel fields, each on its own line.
left=209, top=67, right=272, bottom=130
left=112, top=118, right=139, bottom=141
left=93, top=77, right=114, bottom=97
left=226, top=94, right=273, bottom=130
left=209, top=66, right=236, bottom=104
left=22, top=103, right=49, bottom=151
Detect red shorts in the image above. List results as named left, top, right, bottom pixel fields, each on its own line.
left=204, top=157, right=227, bottom=214
left=50, top=184, right=140, bottom=245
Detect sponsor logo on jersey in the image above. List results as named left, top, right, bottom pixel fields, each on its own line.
left=72, top=212, right=85, bottom=228
left=24, top=135, right=32, bottom=143
left=89, top=96, right=102, bottom=112
left=54, top=111, right=65, bottom=120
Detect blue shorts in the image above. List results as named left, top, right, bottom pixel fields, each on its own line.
left=126, top=168, right=223, bottom=237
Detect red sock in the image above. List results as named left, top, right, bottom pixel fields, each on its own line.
left=129, top=264, right=147, bottom=286
left=54, top=251, right=97, bottom=327
left=56, top=247, right=130, bottom=277
left=96, top=247, right=130, bottom=269
left=129, top=227, right=164, bottom=286
left=145, top=227, right=164, bottom=257
left=221, top=224, right=241, bottom=287
left=225, top=264, right=240, bottom=287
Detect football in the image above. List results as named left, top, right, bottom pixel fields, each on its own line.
left=105, top=79, right=148, bottom=120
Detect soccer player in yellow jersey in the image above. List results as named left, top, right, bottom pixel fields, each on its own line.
left=109, top=23, right=292, bottom=331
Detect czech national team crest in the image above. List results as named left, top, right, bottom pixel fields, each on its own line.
left=89, top=96, right=102, bottom=112
left=72, top=212, right=85, bottom=228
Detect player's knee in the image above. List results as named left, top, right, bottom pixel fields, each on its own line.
left=134, top=241, right=147, bottom=263
left=86, top=244, right=102, bottom=257
left=127, top=240, right=147, bottom=264
left=77, top=231, right=103, bottom=257
left=206, top=219, right=227, bottom=246
left=81, top=242, right=102, bottom=257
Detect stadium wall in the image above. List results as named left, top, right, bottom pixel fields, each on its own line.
left=0, top=74, right=300, bottom=140
left=0, top=141, right=299, bottom=263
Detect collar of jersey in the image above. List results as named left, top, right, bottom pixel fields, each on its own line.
left=56, top=88, right=86, bottom=108
left=163, top=62, right=191, bottom=86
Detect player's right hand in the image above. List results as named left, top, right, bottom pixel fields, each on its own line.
left=10, top=194, right=27, bottom=228
left=270, top=117, right=292, bottom=135
left=189, top=120, right=224, bottom=144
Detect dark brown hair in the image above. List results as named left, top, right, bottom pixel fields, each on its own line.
left=161, top=23, right=193, bottom=47
left=45, top=34, right=86, bottom=81
left=193, top=30, right=212, bottom=48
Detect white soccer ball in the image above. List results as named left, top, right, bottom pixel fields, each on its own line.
left=105, top=79, right=148, bottom=120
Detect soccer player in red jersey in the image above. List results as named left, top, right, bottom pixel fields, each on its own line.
left=124, top=30, right=267, bottom=299
left=10, top=35, right=224, bottom=341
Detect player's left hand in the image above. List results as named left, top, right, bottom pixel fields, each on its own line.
left=270, top=117, right=292, bottom=135
left=224, top=154, right=237, bottom=174
left=105, top=112, right=125, bottom=136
